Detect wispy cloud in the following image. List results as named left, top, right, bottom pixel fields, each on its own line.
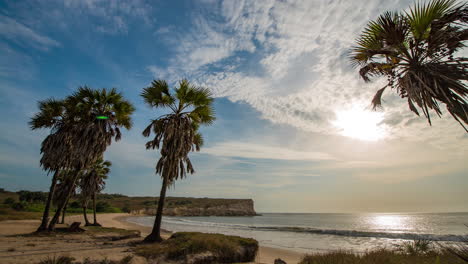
left=0, top=15, right=60, bottom=51
left=147, top=0, right=466, bottom=148
left=61, top=0, right=154, bottom=34
left=202, top=141, right=335, bottom=161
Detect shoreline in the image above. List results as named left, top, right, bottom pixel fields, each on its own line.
left=114, top=213, right=304, bottom=264
left=0, top=213, right=303, bottom=263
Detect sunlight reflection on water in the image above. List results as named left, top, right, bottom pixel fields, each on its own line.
left=367, top=214, right=414, bottom=233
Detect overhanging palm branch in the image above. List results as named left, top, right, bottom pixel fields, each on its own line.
left=350, top=0, right=468, bottom=131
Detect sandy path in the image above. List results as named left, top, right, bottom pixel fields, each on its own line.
left=0, top=213, right=304, bottom=264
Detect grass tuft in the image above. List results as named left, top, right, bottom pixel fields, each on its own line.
left=299, top=247, right=466, bottom=264
left=38, top=256, right=75, bottom=264
left=135, top=232, right=258, bottom=263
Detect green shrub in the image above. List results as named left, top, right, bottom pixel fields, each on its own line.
left=12, top=202, right=26, bottom=211
left=397, top=239, right=434, bottom=255
left=135, top=232, right=258, bottom=263
left=69, top=201, right=81, bottom=208
left=4, top=197, right=15, bottom=205
left=25, top=203, right=46, bottom=212
left=121, top=206, right=131, bottom=213
left=96, top=201, right=111, bottom=212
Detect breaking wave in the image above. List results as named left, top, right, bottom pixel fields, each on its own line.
left=162, top=218, right=468, bottom=242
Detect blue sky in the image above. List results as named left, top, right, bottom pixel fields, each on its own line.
left=1, top=0, right=467, bottom=213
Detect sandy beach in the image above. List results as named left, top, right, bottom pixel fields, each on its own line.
left=0, top=213, right=303, bottom=264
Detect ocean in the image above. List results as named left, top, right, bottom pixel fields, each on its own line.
left=126, top=212, right=468, bottom=253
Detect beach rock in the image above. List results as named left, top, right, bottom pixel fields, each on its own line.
left=68, top=222, right=85, bottom=232
left=274, top=258, right=287, bottom=264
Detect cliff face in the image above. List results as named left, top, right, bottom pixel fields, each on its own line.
left=131, top=199, right=257, bottom=216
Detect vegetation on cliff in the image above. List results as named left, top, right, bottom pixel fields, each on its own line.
left=0, top=188, right=257, bottom=221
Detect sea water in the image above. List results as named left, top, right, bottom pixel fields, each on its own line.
left=127, top=212, right=468, bottom=253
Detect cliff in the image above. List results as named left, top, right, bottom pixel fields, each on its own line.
left=129, top=198, right=257, bottom=216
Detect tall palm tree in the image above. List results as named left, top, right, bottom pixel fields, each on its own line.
left=30, top=87, right=134, bottom=231
left=79, top=158, right=111, bottom=226
left=47, top=87, right=134, bottom=230
left=30, top=99, right=75, bottom=231
left=141, top=79, right=215, bottom=242
left=350, top=0, right=467, bottom=131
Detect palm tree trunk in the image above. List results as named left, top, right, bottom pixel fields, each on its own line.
left=60, top=200, right=68, bottom=224
left=37, top=170, right=58, bottom=232
left=48, top=171, right=79, bottom=231
left=92, top=192, right=100, bottom=226
left=83, top=202, right=90, bottom=226
left=143, top=176, right=168, bottom=242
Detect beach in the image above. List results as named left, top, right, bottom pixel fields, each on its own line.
left=0, top=213, right=303, bottom=264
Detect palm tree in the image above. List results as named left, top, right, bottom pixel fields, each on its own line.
left=30, top=98, right=74, bottom=231
left=350, top=0, right=467, bottom=131
left=30, top=87, right=134, bottom=231
left=47, top=87, right=134, bottom=230
left=141, top=79, right=215, bottom=242
left=79, top=158, right=111, bottom=226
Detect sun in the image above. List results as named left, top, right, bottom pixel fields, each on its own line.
left=332, top=107, right=387, bottom=141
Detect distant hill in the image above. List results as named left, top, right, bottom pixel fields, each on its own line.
left=98, top=193, right=258, bottom=216
left=0, top=188, right=257, bottom=217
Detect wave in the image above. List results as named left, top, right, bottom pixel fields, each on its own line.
left=161, top=218, right=468, bottom=242
left=250, top=226, right=468, bottom=242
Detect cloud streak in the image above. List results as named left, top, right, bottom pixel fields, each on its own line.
left=148, top=0, right=466, bottom=147
left=202, top=141, right=335, bottom=161
left=0, top=15, right=60, bottom=51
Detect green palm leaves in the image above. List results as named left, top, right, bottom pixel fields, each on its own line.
left=31, top=87, right=135, bottom=172
left=80, top=159, right=111, bottom=199
left=351, top=0, right=467, bottom=131
left=142, top=79, right=215, bottom=183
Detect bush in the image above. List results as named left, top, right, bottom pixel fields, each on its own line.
left=142, top=200, right=154, bottom=206
left=96, top=201, right=111, bottom=212
left=121, top=206, right=131, bottom=213
left=4, top=197, right=15, bottom=205
left=135, top=232, right=258, bottom=263
left=17, top=190, right=47, bottom=203
left=24, top=203, right=45, bottom=212
left=397, top=239, right=434, bottom=255
left=69, top=201, right=81, bottom=208
left=12, top=202, right=26, bottom=211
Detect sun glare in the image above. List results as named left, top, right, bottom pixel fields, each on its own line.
left=333, top=107, right=386, bottom=141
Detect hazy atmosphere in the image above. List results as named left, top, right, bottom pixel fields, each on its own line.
left=1, top=0, right=467, bottom=214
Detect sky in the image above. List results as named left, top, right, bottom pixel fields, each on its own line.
left=0, top=0, right=467, bottom=213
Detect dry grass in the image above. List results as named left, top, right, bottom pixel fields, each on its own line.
left=0, top=208, right=42, bottom=221
left=37, top=255, right=133, bottom=264
left=135, top=232, right=258, bottom=263
left=299, top=248, right=466, bottom=264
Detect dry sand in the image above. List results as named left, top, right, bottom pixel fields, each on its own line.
left=0, top=213, right=303, bottom=264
